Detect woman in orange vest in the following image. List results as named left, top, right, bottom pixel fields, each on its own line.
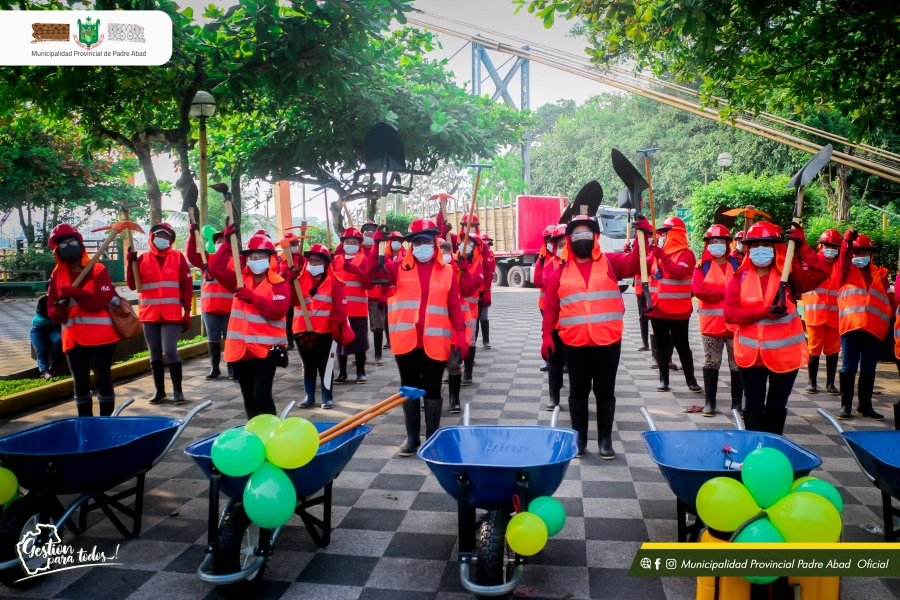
left=382, top=230, right=406, bottom=351
left=127, top=222, right=193, bottom=405
left=359, top=221, right=387, bottom=367
left=278, top=232, right=300, bottom=352
left=286, top=243, right=352, bottom=410
left=724, top=222, right=828, bottom=434
left=801, top=229, right=842, bottom=395
left=534, top=225, right=556, bottom=370
left=646, top=216, right=701, bottom=392
left=542, top=215, right=653, bottom=459
left=692, top=225, right=742, bottom=416
left=332, top=227, right=371, bottom=384
left=46, top=224, right=120, bottom=416
left=209, top=231, right=290, bottom=418
left=835, top=231, right=894, bottom=420
left=367, top=218, right=467, bottom=456
left=459, top=234, right=486, bottom=386
left=541, top=224, right=568, bottom=409
left=187, top=226, right=234, bottom=381
left=476, top=231, right=494, bottom=350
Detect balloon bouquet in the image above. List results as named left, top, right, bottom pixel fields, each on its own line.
left=211, top=415, right=319, bottom=529
left=696, top=447, right=843, bottom=584
left=506, top=496, right=567, bottom=556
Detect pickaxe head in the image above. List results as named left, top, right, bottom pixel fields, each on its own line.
left=120, top=203, right=140, bottom=212
left=286, top=224, right=320, bottom=234
left=463, top=163, right=494, bottom=174
left=636, top=147, right=662, bottom=157
left=722, top=207, right=771, bottom=220
left=92, top=221, right=144, bottom=234
left=429, top=193, right=456, bottom=202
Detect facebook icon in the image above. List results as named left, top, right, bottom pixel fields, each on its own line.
left=654, top=558, right=661, bottom=570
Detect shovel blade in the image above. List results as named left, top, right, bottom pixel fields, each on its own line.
left=788, top=144, right=834, bottom=189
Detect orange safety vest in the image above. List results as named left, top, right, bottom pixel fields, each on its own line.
left=696, top=259, right=737, bottom=336
left=138, top=250, right=184, bottom=322
left=649, top=250, right=693, bottom=313
left=459, top=254, right=480, bottom=345
left=292, top=270, right=334, bottom=335
left=201, top=277, right=233, bottom=314
left=801, top=258, right=839, bottom=327
left=387, top=260, right=454, bottom=361
left=893, top=303, right=900, bottom=360
left=733, top=268, right=808, bottom=373
left=225, top=271, right=287, bottom=362
left=557, top=254, right=625, bottom=346
left=838, top=264, right=891, bottom=339
left=333, top=252, right=368, bottom=318
left=56, top=263, right=119, bottom=353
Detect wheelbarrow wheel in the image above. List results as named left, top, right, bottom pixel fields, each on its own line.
left=213, top=501, right=268, bottom=598
left=475, top=509, right=514, bottom=599
left=0, top=494, right=63, bottom=590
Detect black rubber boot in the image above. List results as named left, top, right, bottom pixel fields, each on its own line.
left=227, top=362, right=235, bottom=381
left=656, top=355, right=670, bottom=391
left=373, top=331, right=384, bottom=366
left=399, top=399, right=421, bottom=456
left=321, top=376, right=333, bottom=409
left=836, top=371, right=854, bottom=420
left=75, top=395, right=93, bottom=417
left=424, top=397, right=443, bottom=439
left=766, top=410, right=788, bottom=436
left=170, top=362, right=185, bottom=405
left=856, top=372, right=884, bottom=420
left=702, top=368, right=718, bottom=416
left=825, top=353, right=839, bottom=395
left=383, top=332, right=390, bottom=349
left=568, top=397, right=589, bottom=458
left=481, top=321, right=491, bottom=349
left=596, top=396, right=616, bottom=460
left=355, top=353, right=367, bottom=384
left=638, top=319, right=650, bottom=351
left=334, top=355, right=348, bottom=384
left=540, top=361, right=549, bottom=372
left=546, top=363, right=563, bottom=411
left=205, top=341, right=222, bottom=380
left=805, top=355, right=819, bottom=394
left=462, top=347, right=475, bottom=386
left=743, top=411, right=765, bottom=432
left=448, top=374, right=462, bottom=413
left=730, top=370, right=743, bottom=416
left=149, top=360, right=167, bottom=404
left=649, top=333, right=659, bottom=369
left=667, top=343, right=677, bottom=371
left=98, top=395, right=115, bottom=417
left=681, top=350, right=702, bottom=392
left=300, top=377, right=316, bottom=408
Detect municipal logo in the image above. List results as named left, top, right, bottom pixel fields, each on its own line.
left=74, top=16, right=103, bottom=50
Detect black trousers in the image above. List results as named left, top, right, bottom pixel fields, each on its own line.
left=562, top=342, right=621, bottom=444
left=233, top=356, right=278, bottom=418
left=66, top=343, right=116, bottom=398
left=740, top=366, right=798, bottom=416
left=650, top=317, right=695, bottom=377
left=285, top=306, right=295, bottom=347
left=296, top=333, right=334, bottom=378
left=548, top=330, right=566, bottom=367
left=395, top=348, right=446, bottom=400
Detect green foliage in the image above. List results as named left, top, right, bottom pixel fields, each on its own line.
left=385, top=211, right=413, bottom=235
left=805, top=208, right=900, bottom=277
left=0, top=376, right=68, bottom=397
left=479, top=152, right=527, bottom=200
left=0, top=250, right=57, bottom=281
left=116, top=335, right=205, bottom=362
left=688, top=173, right=825, bottom=249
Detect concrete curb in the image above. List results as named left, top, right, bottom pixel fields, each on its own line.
left=0, top=341, right=208, bottom=416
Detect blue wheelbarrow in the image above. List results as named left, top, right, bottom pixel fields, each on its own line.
left=640, top=407, right=822, bottom=541
left=418, top=405, right=579, bottom=597
left=818, top=408, right=900, bottom=542
left=0, top=398, right=211, bottom=588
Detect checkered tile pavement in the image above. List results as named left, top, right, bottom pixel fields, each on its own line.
left=0, top=288, right=899, bottom=599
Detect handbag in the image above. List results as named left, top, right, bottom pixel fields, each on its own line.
left=269, top=345, right=289, bottom=368
left=109, top=296, right=143, bottom=340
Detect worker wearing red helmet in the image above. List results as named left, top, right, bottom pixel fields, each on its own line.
left=534, top=225, right=558, bottom=370
left=800, top=229, right=843, bottom=395
left=285, top=243, right=353, bottom=410
left=127, top=222, right=194, bottom=405
left=692, top=224, right=742, bottom=416
left=209, top=228, right=290, bottom=418
left=731, top=230, right=746, bottom=259
left=365, top=217, right=467, bottom=456
left=646, top=216, right=701, bottom=393
left=460, top=213, right=480, bottom=234
left=46, top=224, right=120, bottom=416
left=332, top=227, right=373, bottom=384
left=724, top=221, right=829, bottom=434
left=278, top=232, right=301, bottom=353
left=458, top=233, right=487, bottom=385
left=542, top=214, right=653, bottom=459
left=188, top=226, right=235, bottom=381
left=382, top=230, right=407, bottom=350
left=835, top=230, right=894, bottom=420
left=358, top=221, right=388, bottom=366
left=475, top=229, right=495, bottom=350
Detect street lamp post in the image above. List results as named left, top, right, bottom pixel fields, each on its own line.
left=717, top=152, right=733, bottom=174
left=190, top=91, right=217, bottom=227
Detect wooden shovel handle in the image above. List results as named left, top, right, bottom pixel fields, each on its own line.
left=319, top=396, right=407, bottom=444
left=72, top=229, right=120, bottom=288
left=224, top=200, right=243, bottom=289
left=281, top=246, right=313, bottom=331
left=318, top=393, right=403, bottom=441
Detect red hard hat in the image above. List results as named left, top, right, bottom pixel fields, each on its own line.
left=282, top=232, right=297, bottom=241
left=542, top=225, right=556, bottom=238
left=565, top=214, right=600, bottom=237
left=744, top=221, right=784, bottom=243
left=253, top=229, right=271, bottom=239
left=657, top=216, right=686, bottom=232
left=304, top=243, right=332, bottom=262
left=853, top=233, right=875, bottom=250
left=734, top=231, right=744, bottom=241
left=243, top=233, right=277, bottom=255
left=405, top=217, right=441, bottom=241
left=150, top=222, right=176, bottom=238
left=550, top=224, right=567, bottom=241
left=482, top=233, right=493, bottom=243
left=704, top=224, right=732, bottom=241
left=464, top=234, right=483, bottom=247
left=360, top=221, right=378, bottom=232
left=461, top=214, right=479, bottom=224
left=49, top=223, right=83, bottom=248
left=818, top=229, right=842, bottom=245
left=389, top=230, right=405, bottom=240
left=340, top=227, right=363, bottom=241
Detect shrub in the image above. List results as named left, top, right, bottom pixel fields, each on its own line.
left=806, top=208, right=900, bottom=278
left=0, top=250, right=57, bottom=281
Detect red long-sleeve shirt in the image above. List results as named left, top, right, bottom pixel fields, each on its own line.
left=126, top=250, right=193, bottom=323
left=837, top=241, right=893, bottom=312
left=287, top=268, right=348, bottom=330
left=47, top=263, right=117, bottom=327
left=534, top=255, right=547, bottom=290
left=692, top=259, right=731, bottom=304
left=186, top=232, right=205, bottom=271
left=643, top=247, right=697, bottom=320
left=207, top=242, right=290, bottom=324
left=482, top=250, right=495, bottom=293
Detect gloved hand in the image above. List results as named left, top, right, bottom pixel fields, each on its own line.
left=649, top=244, right=666, bottom=260
left=329, top=320, right=343, bottom=345
left=541, top=333, right=555, bottom=362
left=787, top=225, right=806, bottom=246
left=622, top=242, right=632, bottom=253
left=286, top=267, right=301, bottom=282
left=126, top=249, right=138, bottom=263
left=181, top=312, right=192, bottom=333
left=223, top=224, right=238, bottom=240
left=374, top=228, right=387, bottom=243
left=452, top=330, right=469, bottom=360
left=750, top=307, right=773, bottom=321
left=455, top=255, right=468, bottom=269
left=767, top=303, right=787, bottom=318
left=482, top=290, right=492, bottom=307
left=189, top=223, right=199, bottom=234
left=379, top=296, right=388, bottom=310
left=634, top=216, right=653, bottom=234
left=59, top=285, right=84, bottom=300
left=343, top=262, right=364, bottom=277
left=234, top=286, right=258, bottom=305
left=844, top=228, right=858, bottom=242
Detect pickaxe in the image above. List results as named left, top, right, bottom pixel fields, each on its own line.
left=278, top=235, right=313, bottom=335
left=210, top=183, right=243, bottom=289
left=180, top=180, right=208, bottom=275
left=429, top=193, right=455, bottom=225
left=120, top=202, right=141, bottom=293
left=461, top=164, right=493, bottom=256
left=723, top=206, right=771, bottom=239
left=57, top=221, right=144, bottom=305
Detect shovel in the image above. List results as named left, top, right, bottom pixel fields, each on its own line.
left=363, top=123, right=407, bottom=286
left=617, top=188, right=634, bottom=243
left=210, top=183, right=243, bottom=289
left=180, top=180, right=208, bottom=275
left=120, top=202, right=141, bottom=293
left=560, top=181, right=604, bottom=223
left=612, top=148, right=652, bottom=309
left=57, top=221, right=144, bottom=305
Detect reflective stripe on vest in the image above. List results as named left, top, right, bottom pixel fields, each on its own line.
left=733, top=268, right=808, bottom=373
left=650, top=251, right=693, bottom=313
left=292, top=272, right=335, bottom=334
left=334, top=253, right=368, bottom=317
left=387, top=261, right=454, bottom=361
left=225, top=273, right=287, bottom=362
left=696, top=259, right=736, bottom=336
left=557, top=253, right=624, bottom=346
left=138, top=250, right=184, bottom=323
left=838, top=264, right=891, bottom=339
left=56, top=263, right=119, bottom=353
left=201, top=278, right=233, bottom=314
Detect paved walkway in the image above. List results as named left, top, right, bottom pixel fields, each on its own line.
left=0, top=289, right=898, bottom=599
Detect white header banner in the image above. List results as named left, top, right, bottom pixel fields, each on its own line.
left=0, top=10, right=172, bottom=66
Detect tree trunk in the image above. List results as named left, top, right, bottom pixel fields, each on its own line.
left=836, top=161, right=852, bottom=224
left=330, top=200, right=344, bottom=237
left=366, top=197, right=377, bottom=222
left=133, top=143, right=163, bottom=225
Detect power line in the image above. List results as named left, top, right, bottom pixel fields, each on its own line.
left=447, top=40, right=469, bottom=62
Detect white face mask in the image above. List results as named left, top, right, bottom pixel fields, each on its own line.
left=749, top=246, right=775, bottom=267
left=442, top=253, right=452, bottom=264
left=307, top=264, right=324, bottom=276
left=556, top=245, right=564, bottom=256
left=290, top=246, right=300, bottom=255
left=658, top=235, right=666, bottom=246
left=547, top=243, right=554, bottom=253
left=736, top=243, right=744, bottom=253
left=391, top=241, right=402, bottom=252
left=247, top=258, right=269, bottom=274
left=822, top=248, right=839, bottom=259
left=363, top=236, right=374, bottom=247
left=344, top=244, right=359, bottom=255
left=466, top=243, right=475, bottom=255
left=412, top=244, right=435, bottom=262
left=153, top=237, right=171, bottom=251
left=852, top=256, right=870, bottom=269
left=707, top=243, right=727, bottom=257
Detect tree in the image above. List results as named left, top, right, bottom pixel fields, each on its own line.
left=514, top=0, right=900, bottom=141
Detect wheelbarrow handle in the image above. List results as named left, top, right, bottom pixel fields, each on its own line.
left=732, top=408, right=745, bottom=430
left=550, top=405, right=560, bottom=428
left=817, top=408, right=877, bottom=485
left=640, top=407, right=658, bottom=432
left=153, top=400, right=212, bottom=467
left=112, top=397, right=134, bottom=417
left=463, top=403, right=471, bottom=426
left=281, top=401, right=296, bottom=420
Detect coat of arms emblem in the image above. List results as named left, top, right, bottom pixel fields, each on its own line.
left=74, top=16, right=103, bottom=50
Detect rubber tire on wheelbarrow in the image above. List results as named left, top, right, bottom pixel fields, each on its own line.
left=213, top=501, right=268, bottom=599
left=475, top=509, right=515, bottom=599
left=0, top=494, right=64, bottom=590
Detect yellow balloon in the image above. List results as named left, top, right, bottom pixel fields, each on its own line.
left=266, top=417, right=319, bottom=470
left=506, top=512, right=548, bottom=557
left=0, top=468, right=17, bottom=505
left=768, top=491, right=842, bottom=543
left=245, top=414, right=280, bottom=441
left=696, top=477, right=761, bottom=532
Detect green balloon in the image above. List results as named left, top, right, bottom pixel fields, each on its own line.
left=791, top=476, right=818, bottom=492
left=243, top=461, right=297, bottom=529
left=0, top=468, right=17, bottom=505
left=245, top=414, right=280, bottom=442
left=211, top=428, right=267, bottom=477
left=741, top=447, right=793, bottom=509
left=201, top=224, right=218, bottom=241
left=734, top=518, right=785, bottom=544
left=528, top=496, right=566, bottom=537
left=506, top=512, right=547, bottom=557
left=768, top=491, right=842, bottom=543
left=266, top=417, right=319, bottom=470
left=205, top=239, right=217, bottom=254
left=696, top=477, right=760, bottom=532
left=794, top=480, right=844, bottom=514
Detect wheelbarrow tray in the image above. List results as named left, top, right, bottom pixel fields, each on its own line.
left=418, top=426, right=579, bottom=510
left=842, top=431, right=900, bottom=500
left=185, top=422, right=370, bottom=499
left=641, top=429, right=822, bottom=510
left=0, top=416, right=182, bottom=495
